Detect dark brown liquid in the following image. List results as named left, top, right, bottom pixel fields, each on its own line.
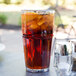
left=23, top=33, right=53, bottom=69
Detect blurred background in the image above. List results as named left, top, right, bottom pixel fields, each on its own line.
left=0, top=0, right=76, bottom=52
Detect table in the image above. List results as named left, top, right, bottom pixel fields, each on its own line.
left=0, top=43, right=5, bottom=51
left=0, top=51, right=56, bottom=76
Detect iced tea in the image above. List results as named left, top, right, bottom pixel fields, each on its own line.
left=21, top=10, right=54, bottom=72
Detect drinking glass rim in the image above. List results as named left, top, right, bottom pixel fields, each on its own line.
left=70, top=39, right=76, bottom=42
left=21, top=9, right=55, bottom=14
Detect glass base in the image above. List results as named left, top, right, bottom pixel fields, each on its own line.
left=26, top=67, right=49, bottom=73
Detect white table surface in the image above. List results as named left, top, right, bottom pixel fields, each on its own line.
left=0, top=51, right=56, bottom=76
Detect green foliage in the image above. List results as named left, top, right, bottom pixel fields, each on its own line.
left=0, top=0, right=4, bottom=3
left=0, top=12, right=21, bottom=25
left=30, top=0, right=35, bottom=3
left=4, top=0, right=11, bottom=4
left=62, top=0, right=66, bottom=5
left=48, top=7, right=63, bottom=27
left=73, top=0, right=76, bottom=5
left=55, top=15, right=67, bottom=28
left=55, top=16, right=62, bottom=26
left=0, top=14, right=7, bottom=24
left=16, top=0, right=23, bottom=4
left=18, top=17, right=21, bottom=26
left=42, top=0, right=51, bottom=5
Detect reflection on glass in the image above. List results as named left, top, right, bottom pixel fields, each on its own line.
left=54, top=39, right=73, bottom=76
left=25, top=71, right=50, bottom=76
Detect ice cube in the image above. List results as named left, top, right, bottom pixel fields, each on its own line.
left=43, top=14, right=54, bottom=26
left=58, top=62, right=71, bottom=76
left=58, top=62, right=70, bottom=70
left=28, top=21, right=39, bottom=30
left=37, top=18, right=45, bottom=25
left=25, top=13, right=38, bottom=23
left=37, top=15, right=43, bottom=19
left=41, top=23, right=48, bottom=30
